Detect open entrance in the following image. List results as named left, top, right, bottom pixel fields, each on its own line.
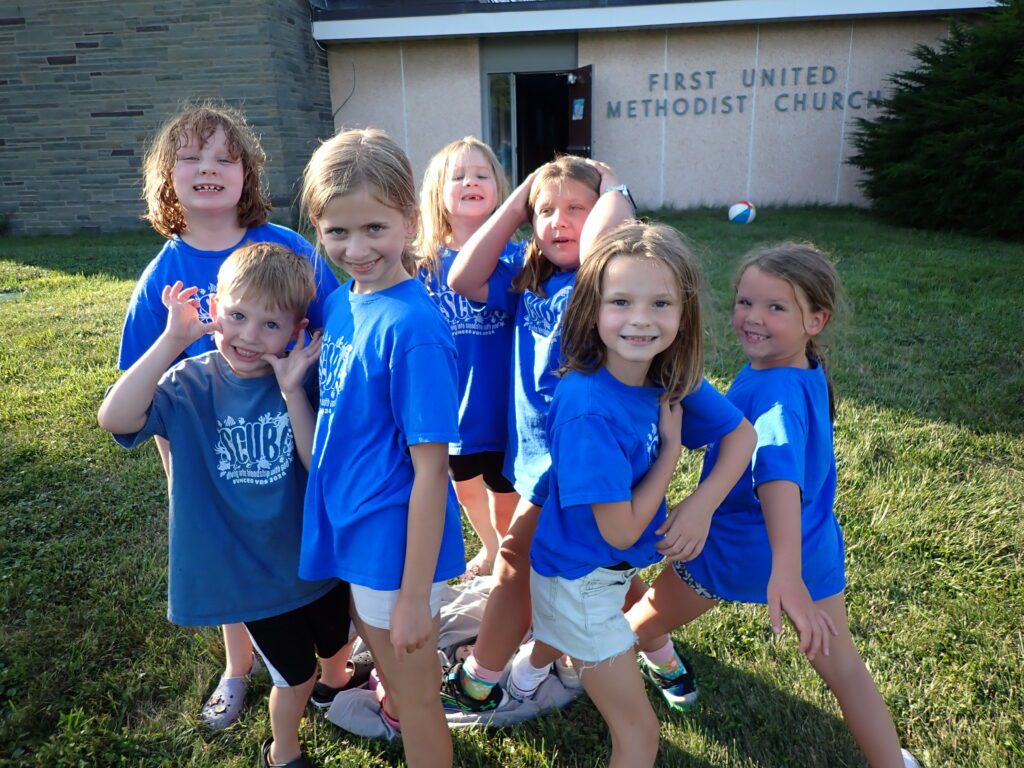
left=487, top=65, right=592, bottom=186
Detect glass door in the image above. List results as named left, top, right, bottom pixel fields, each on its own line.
left=488, top=72, right=517, bottom=186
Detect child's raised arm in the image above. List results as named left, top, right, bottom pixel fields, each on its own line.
left=592, top=401, right=683, bottom=551
left=390, top=441, right=450, bottom=657
left=579, top=160, right=635, bottom=263
left=449, top=170, right=536, bottom=303
left=262, top=327, right=320, bottom=470
left=761, top=479, right=838, bottom=661
left=657, top=418, right=756, bottom=562
left=98, top=282, right=215, bottom=435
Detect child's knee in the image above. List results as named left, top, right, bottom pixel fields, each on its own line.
left=610, top=710, right=660, bottom=762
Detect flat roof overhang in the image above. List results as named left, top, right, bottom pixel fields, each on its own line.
left=312, top=0, right=998, bottom=42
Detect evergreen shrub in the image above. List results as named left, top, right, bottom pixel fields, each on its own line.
left=849, top=0, right=1024, bottom=239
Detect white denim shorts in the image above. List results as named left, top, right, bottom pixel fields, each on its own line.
left=530, top=566, right=639, bottom=664
left=350, top=582, right=447, bottom=631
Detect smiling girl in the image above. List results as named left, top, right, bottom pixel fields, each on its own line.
left=416, top=137, right=521, bottom=580
left=299, top=127, right=464, bottom=768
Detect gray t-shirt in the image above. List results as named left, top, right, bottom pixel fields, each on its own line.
left=114, top=351, right=335, bottom=626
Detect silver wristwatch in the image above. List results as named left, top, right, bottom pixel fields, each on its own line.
left=604, top=183, right=637, bottom=212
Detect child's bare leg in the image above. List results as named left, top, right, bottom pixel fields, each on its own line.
left=810, top=593, right=904, bottom=768
left=223, top=622, right=256, bottom=676
left=578, top=653, right=660, bottom=768
left=455, top=476, right=500, bottom=568
left=267, top=673, right=316, bottom=765
left=318, top=637, right=355, bottom=689
left=529, top=639, right=562, bottom=668
left=626, top=566, right=717, bottom=653
left=358, top=616, right=451, bottom=768
left=472, top=498, right=541, bottom=671
left=154, top=435, right=172, bottom=483
left=489, top=489, right=518, bottom=540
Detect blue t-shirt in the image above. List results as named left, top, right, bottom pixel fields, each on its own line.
left=685, top=362, right=846, bottom=603
left=112, top=352, right=336, bottom=626
left=483, top=263, right=577, bottom=505
left=118, top=223, right=341, bottom=369
left=418, top=240, right=525, bottom=455
left=532, top=370, right=744, bottom=579
left=300, top=278, right=466, bottom=590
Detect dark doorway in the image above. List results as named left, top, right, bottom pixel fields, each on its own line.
left=514, top=72, right=570, bottom=183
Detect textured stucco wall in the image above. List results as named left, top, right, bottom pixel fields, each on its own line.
left=581, top=17, right=948, bottom=208
left=320, top=16, right=948, bottom=209
left=326, top=38, right=483, bottom=185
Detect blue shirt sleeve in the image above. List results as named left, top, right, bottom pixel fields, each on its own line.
left=111, top=378, right=173, bottom=448
left=680, top=378, right=744, bottom=450
left=118, top=275, right=170, bottom=371
left=751, top=400, right=808, bottom=493
left=390, top=342, right=460, bottom=445
left=552, top=414, right=633, bottom=508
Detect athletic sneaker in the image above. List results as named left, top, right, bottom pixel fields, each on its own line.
left=439, top=662, right=505, bottom=713
left=638, top=648, right=698, bottom=712
left=310, top=651, right=374, bottom=710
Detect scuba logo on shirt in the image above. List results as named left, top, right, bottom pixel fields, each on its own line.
left=428, top=283, right=511, bottom=336
left=214, top=412, right=294, bottom=485
left=193, top=283, right=217, bottom=323
left=522, top=284, right=573, bottom=338
left=645, top=422, right=660, bottom=467
left=319, top=331, right=353, bottom=412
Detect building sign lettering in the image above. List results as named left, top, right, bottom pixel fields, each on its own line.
left=607, top=64, right=884, bottom=120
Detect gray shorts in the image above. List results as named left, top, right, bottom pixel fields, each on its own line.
left=530, top=566, right=638, bottom=664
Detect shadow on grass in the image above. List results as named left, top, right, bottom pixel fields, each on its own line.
left=414, top=649, right=859, bottom=767
left=0, top=230, right=163, bottom=282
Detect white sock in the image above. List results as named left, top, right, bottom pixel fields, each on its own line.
left=508, top=644, right=551, bottom=700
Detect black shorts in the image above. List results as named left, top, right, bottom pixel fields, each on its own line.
left=244, top=581, right=351, bottom=688
left=448, top=451, right=516, bottom=493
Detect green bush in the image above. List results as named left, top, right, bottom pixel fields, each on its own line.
left=849, top=0, right=1024, bottom=239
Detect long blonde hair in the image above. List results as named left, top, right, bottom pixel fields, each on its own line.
left=737, top=242, right=842, bottom=420
left=416, top=137, right=509, bottom=277
left=560, top=222, right=704, bottom=402
left=301, top=127, right=419, bottom=275
left=142, top=102, right=270, bottom=238
left=513, top=156, right=601, bottom=297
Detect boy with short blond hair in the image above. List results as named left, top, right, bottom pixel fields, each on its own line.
left=99, top=243, right=355, bottom=767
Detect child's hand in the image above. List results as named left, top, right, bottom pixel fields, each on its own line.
left=656, top=495, right=713, bottom=562
left=767, top=569, right=837, bottom=661
left=263, top=329, right=321, bottom=398
left=162, top=281, right=215, bottom=346
left=658, top=399, right=683, bottom=456
left=506, top=169, right=537, bottom=224
left=584, top=159, right=623, bottom=194
left=389, top=593, right=433, bottom=657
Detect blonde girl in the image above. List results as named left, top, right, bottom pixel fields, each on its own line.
left=119, top=102, right=340, bottom=729
left=299, top=127, right=465, bottom=768
left=416, top=137, right=521, bottom=579
left=442, top=155, right=633, bottom=711
left=626, top=243, right=920, bottom=768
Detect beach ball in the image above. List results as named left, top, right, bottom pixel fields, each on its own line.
left=728, top=200, right=756, bottom=224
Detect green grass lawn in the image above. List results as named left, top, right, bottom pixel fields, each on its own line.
left=1, top=209, right=1021, bottom=767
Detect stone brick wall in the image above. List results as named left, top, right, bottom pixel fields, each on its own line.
left=0, top=0, right=332, bottom=234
